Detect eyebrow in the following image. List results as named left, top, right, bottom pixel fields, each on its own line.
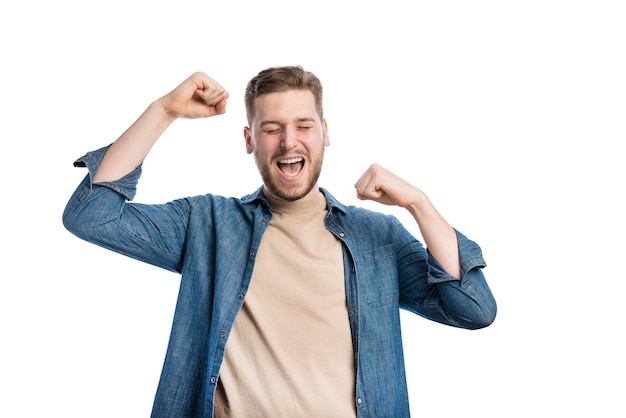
left=259, top=118, right=317, bottom=127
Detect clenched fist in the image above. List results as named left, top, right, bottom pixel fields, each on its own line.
left=158, top=72, right=229, bottom=119
left=354, top=164, right=424, bottom=208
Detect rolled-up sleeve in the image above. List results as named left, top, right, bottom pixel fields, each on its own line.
left=70, top=145, right=141, bottom=201
left=62, top=146, right=187, bottom=273
left=400, top=229, right=497, bottom=330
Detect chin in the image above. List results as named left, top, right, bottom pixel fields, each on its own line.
left=268, top=181, right=315, bottom=202
left=273, top=189, right=308, bottom=202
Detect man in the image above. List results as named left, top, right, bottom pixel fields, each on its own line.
left=63, top=66, right=497, bottom=417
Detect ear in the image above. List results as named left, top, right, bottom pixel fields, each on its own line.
left=244, top=126, right=253, bottom=154
left=323, top=119, right=330, bottom=146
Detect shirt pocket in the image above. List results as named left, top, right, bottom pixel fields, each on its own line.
left=353, top=244, right=398, bottom=307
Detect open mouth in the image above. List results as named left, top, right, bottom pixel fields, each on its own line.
left=277, top=157, right=305, bottom=177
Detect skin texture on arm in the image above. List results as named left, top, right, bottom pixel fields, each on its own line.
left=93, top=72, right=229, bottom=183
left=354, top=163, right=461, bottom=279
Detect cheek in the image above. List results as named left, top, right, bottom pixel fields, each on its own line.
left=251, top=145, right=273, bottom=163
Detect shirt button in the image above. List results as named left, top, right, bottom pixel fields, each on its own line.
left=339, top=232, right=345, bottom=237
left=237, top=293, right=244, bottom=299
left=220, top=332, right=227, bottom=339
left=357, top=398, right=363, bottom=405
left=210, top=377, right=216, bottom=384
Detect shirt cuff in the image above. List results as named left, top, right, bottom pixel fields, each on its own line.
left=455, top=229, right=487, bottom=277
left=73, top=145, right=142, bottom=201
left=426, top=229, right=486, bottom=283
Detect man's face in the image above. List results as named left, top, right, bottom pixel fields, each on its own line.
left=244, top=89, right=329, bottom=202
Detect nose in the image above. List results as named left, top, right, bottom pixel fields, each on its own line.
left=280, top=125, right=298, bottom=149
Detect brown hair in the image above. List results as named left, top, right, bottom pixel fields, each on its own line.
left=244, top=65, right=324, bottom=124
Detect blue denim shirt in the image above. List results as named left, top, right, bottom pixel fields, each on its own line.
left=63, top=146, right=497, bottom=418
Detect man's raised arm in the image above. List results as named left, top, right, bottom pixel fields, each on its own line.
left=354, top=163, right=461, bottom=279
left=94, top=72, right=229, bottom=183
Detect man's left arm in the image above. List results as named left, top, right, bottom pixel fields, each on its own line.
left=354, top=163, right=460, bottom=278
left=355, top=163, right=496, bottom=329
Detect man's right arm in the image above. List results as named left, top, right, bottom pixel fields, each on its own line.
left=94, top=72, right=229, bottom=183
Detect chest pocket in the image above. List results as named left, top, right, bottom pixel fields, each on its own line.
left=353, top=244, right=398, bottom=307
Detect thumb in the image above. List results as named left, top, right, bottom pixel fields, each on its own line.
left=215, top=98, right=228, bottom=115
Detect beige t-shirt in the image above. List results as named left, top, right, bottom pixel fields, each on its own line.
left=214, top=191, right=356, bottom=417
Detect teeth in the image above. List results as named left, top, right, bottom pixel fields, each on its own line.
left=278, top=157, right=303, bottom=164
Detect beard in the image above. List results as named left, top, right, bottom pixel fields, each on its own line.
left=254, top=148, right=324, bottom=202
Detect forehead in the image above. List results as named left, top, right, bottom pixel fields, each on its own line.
left=252, top=89, right=319, bottom=122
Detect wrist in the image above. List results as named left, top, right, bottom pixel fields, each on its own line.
left=151, top=92, right=179, bottom=118
left=148, top=99, right=178, bottom=126
left=403, top=190, right=431, bottom=217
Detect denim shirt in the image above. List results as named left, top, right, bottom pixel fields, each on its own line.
left=63, top=146, right=497, bottom=418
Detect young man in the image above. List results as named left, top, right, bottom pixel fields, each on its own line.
left=63, top=66, right=497, bottom=417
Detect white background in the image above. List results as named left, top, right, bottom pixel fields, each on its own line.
left=1, top=1, right=624, bottom=417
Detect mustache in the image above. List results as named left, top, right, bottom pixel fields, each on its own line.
left=272, top=151, right=306, bottom=159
